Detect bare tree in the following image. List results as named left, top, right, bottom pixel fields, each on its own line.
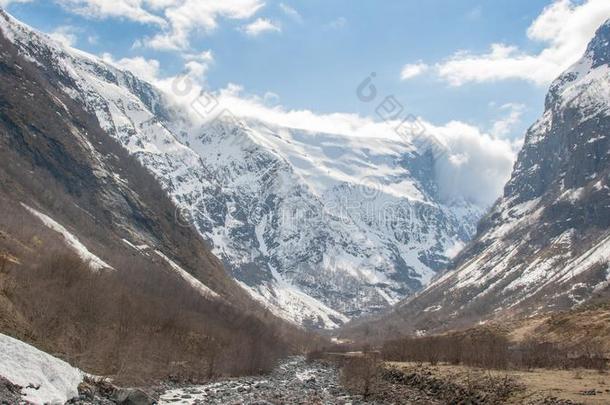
left=0, top=253, right=7, bottom=274
left=341, top=347, right=381, bottom=398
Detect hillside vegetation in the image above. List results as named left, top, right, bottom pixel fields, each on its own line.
left=0, top=28, right=322, bottom=384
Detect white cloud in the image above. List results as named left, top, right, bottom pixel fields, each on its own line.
left=55, top=0, right=166, bottom=25
left=18, top=1, right=266, bottom=50
left=445, top=241, right=466, bottom=259
left=183, top=49, right=214, bottom=65
left=491, top=103, right=526, bottom=138
left=0, top=0, right=33, bottom=6
left=183, top=60, right=210, bottom=78
left=102, top=49, right=215, bottom=90
left=144, top=0, right=178, bottom=9
left=92, top=45, right=520, bottom=209
left=431, top=121, right=518, bottom=206
left=435, top=0, right=610, bottom=86
left=55, top=40, right=516, bottom=208
left=49, top=25, right=78, bottom=47
left=400, top=62, right=429, bottom=80
left=241, top=17, right=281, bottom=37
left=92, top=26, right=515, bottom=210
left=325, top=17, right=347, bottom=30
left=279, top=2, right=302, bottom=23
left=263, top=91, right=280, bottom=105
left=201, top=85, right=517, bottom=207
left=146, top=0, right=265, bottom=50
left=102, top=54, right=161, bottom=83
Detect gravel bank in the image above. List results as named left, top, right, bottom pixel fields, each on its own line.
left=159, top=356, right=377, bottom=404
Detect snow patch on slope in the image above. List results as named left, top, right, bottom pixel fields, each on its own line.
left=0, top=334, right=83, bottom=405
left=22, top=203, right=113, bottom=270
left=154, top=250, right=220, bottom=299
left=237, top=270, right=350, bottom=329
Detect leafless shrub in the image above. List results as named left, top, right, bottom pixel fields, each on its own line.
left=340, top=351, right=381, bottom=398
left=0, top=254, right=7, bottom=274
left=485, top=373, right=523, bottom=401
left=380, top=364, right=523, bottom=403
left=572, top=342, right=608, bottom=372
left=3, top=250, right=299, bottom=384
left=306, top=349, right=326, bottom=362
left=382, top=330, right=608, bottom=372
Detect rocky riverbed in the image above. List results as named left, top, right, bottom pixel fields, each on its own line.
left=158, top=357, right=583, bottom=405
left=30, top=355, right=581, bottom=404
left=159, top=356, right=375, bottom=404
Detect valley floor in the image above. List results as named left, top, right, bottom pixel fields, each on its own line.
left=159, top=356, right=377, bottom=404
left=158, top=356, right=606, bottom=405
left=158, top=356, right=454, bottom=404
left=2, top=351, right=607, bottom=404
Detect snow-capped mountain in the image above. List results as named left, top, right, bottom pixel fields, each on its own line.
left=187, top=120, right=481, bottom=327
left=0, top=9, right=482, bottom=328
left=352, top=19, right=610, bottom=336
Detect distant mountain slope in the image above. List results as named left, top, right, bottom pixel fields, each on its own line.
left=343, top=19, right=610, bottom=339
left=0, top=9, right=482, bottom=328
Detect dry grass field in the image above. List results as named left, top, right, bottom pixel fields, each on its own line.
left=388, top=361, right=610, bottom=404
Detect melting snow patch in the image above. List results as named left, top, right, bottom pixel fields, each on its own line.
left=154, top=250, right=219, bottom=299
left=593, top=180, right=606, bottom=191
left=423, top=305, right=442, bottom=312
left=557, top=234, right=610, bottom=283
left=121, top=238, right=150, bottom=252
left=0, top=334, right=83, bottom=405
left=593, top=265, right=610, bottom=293
left=236, top=275, right=349, bottom=329
left=21, top=203, right=113, bottom=270
left=444, top=241, right=465, bottom=259
left=559, top=187, right=584, bottom=203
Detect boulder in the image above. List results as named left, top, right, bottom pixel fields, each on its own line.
left=112, top=388, right=155, bottom=405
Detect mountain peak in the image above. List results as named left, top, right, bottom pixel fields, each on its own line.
left=587, top=18, right=610, bottom=68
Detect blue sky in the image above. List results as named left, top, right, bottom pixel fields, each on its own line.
left=3, top=0, right=610, bottom=144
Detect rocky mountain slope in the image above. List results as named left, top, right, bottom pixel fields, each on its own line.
left=0, top=14, right=241, bottom=303
left=345, top=19, right=610, bottom=338
left=0, top=7, right=305, bottom=381
left=0, top=9, right=482, bottom=328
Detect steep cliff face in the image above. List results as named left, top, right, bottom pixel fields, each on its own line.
left=0, top=9, right=483, bottom=328
left=0, top=6, right=280, bottom=332
left=0, top=6, right=306, bottom=380
left=346, top=20, right=610, bottom=338
left=186, top=120, right=481, bottom=328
